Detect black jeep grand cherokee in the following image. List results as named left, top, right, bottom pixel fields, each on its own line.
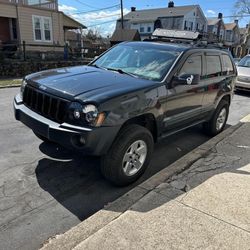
left=14, top=40, right=236, bottom=185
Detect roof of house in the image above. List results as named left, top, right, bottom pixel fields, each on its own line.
left=224, top=23, right=237, bottom=30
left=122, top=5, right=199, bottom=22
left=207, top=18, right=220, bottom=26
left=62, top=13, right=86, bottom=29
left=110, top=29, right=141, bottom=42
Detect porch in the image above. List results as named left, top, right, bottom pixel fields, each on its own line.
left=0, top=0, right=58, bottom=11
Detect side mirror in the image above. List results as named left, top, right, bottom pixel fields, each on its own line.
left=173, top=74, right=200, bottom=85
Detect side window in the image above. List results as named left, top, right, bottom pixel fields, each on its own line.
left=222, top=55, right=234, bottom=75
left=179, top=55, right=202, bottom=76
left=206, top=55, right=222, bottom=78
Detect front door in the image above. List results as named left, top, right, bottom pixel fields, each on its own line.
left=163, top=52, right=205, bottom=131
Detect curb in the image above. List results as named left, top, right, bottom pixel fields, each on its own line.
left=41, top=122, right=243, bottom=250
left=0, top=84, right=21, bottom=89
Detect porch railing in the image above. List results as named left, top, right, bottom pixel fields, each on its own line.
left=0, top=0, right=58, bottom=10
left=0, top=41, right=107, bottom=61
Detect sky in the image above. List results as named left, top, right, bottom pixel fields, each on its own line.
left=58, top=0, right=249, bottom=37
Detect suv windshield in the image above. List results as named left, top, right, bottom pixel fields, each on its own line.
left=238, top=56, right=250, bottom=67
left=92, top=43, right=181, bottom=81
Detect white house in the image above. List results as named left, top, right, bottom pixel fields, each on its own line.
left=115, top=1, right=207, bottom=40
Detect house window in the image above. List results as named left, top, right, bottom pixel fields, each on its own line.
left=147, top=27, right=151, bottom=33
left=190, top=22, right=193, bottom=31
left=184, top=21, right=187, bottom=30
left=32, top=15, right=52, bottom=42
left=140, top=27, right=144, bottom=33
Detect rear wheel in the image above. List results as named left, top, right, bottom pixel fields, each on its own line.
left=203, top=99, right=229, bottom=136
left=101, top=124, right=154, bottom=186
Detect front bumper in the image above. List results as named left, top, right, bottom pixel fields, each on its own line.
left=235, top=80, right=250, bottom=91
left=14, top=94, right=120, bottom=156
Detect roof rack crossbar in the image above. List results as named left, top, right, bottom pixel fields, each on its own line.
left=145, top=28, right=225, bottom=49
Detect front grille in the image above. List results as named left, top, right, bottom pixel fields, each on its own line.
left=23, top=85, right=70, bottom=123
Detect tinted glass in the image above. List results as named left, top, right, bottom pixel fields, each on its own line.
left=206, top=55, right=222, bottom=77
left=93, top=44, right=181, bottom=81
left=179, top=55, right=202, bottom=76
left=238, top=56, right=250, bottom=67
left=222, top=55, right=234, bottom=75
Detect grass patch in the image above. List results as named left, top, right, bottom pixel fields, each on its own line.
left=0, top=78, right=22, bottom=88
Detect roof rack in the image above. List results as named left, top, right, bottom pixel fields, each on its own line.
left=152, top=28, right=202, bottom=41
left=144, top=28, right=225, bottom=49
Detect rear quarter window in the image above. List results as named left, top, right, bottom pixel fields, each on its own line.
left=206, top=55, right=222, bottom=78
left=221, top=54, right=234, bottom=75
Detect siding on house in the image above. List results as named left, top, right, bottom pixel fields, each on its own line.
left=0, top=3, right=17, bottom=18
left=0, top=2, right=86, bottom=52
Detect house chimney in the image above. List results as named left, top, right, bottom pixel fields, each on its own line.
left=218, top=13, right=223, bottom=19
left=168, top=1, right=174, bottom=8
left=235, top=20, right=239, bottom=25
left=131, top=7, right=136, bottom=12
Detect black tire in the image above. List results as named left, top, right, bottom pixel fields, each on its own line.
left=33, top=131, right=51, bottom=143
left=203, top=99, right=229, bottom=136
left=101, top=124, right=154, bottom=186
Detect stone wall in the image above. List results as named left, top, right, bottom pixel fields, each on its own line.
left=0, top=59, right=92, bottom=78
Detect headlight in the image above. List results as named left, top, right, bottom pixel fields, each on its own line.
left=82, top=104, right=98, bottom=123
left=69, top=102, right=105, bottom=127
left=20, top=79, right=27, bottom=98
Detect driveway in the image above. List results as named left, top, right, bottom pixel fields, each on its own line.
left=0, top=88, right=249, bottom=250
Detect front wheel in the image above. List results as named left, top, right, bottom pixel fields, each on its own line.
left=203, top=99, right=229, bottom=136
left=101, top=124, right=154, bottom=186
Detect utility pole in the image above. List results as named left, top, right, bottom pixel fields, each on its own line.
left=120, top=0, right=124, bottom=29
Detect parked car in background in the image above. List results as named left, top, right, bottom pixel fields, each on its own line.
left=14, top=30, right=237, bottom=186
left=233, top=58, right=241, bottom=66
left=235, top=55, right=250, bottom=92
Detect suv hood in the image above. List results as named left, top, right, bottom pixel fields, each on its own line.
left=26, top=66, right=157, bottom=101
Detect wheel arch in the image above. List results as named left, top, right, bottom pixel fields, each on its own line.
left=216, top=94, right=231, bottom=109
left=119, top=113, right=158, bottom=142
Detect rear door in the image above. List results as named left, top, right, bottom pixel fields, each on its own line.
left=201, top=52, right=233, bottom=115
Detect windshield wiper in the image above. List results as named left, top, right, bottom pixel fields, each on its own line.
left=89, top=64, right=106, bottom=70
left=106, top=68, right=137, bottom=78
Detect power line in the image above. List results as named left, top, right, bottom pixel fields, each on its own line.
left=73, top=4, right=120, bottom=15
left=87, top=19, right=119, bottom=27
left=207, top=14, right=250, bottom=18
left=73, top=13, right=120, bottom=20
left=73, top=0, right=102, bottom=10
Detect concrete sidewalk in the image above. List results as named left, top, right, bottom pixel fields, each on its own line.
left=42, top=120, right=250, bottom=250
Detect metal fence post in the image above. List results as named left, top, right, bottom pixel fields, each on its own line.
left=64, top=43, right=69, bottom=60
left=22, top=41, right=26, bottom=61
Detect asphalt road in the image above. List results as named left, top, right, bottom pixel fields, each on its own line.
left=0, top=88, right=250, bottom=250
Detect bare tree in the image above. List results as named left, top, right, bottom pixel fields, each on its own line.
left=234, top=0, right=250, bottom=18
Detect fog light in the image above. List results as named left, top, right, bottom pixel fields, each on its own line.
left=71, top=134, right=86, bottom=148
left=79, top=135, right=86, bottom=145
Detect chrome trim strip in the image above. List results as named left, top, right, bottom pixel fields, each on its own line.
left=161, top=51, right=184, bottom=83
left=60, top=123, right=92, bottom=132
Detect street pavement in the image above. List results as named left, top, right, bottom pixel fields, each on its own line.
left=0, top=88, right=250, bottom=250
